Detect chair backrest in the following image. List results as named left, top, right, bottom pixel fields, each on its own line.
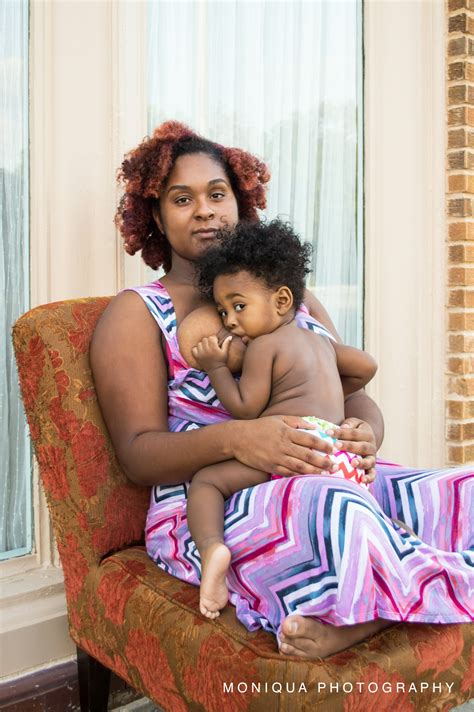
left=12, top=298, right=150, bottom=577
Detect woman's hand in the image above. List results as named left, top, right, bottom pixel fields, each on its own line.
left=325, top=418, right=377, bottom=483
left=230, top=416, right=338, bottom=477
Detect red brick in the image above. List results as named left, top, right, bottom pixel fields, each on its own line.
left=449, top=36, right=474, bottom=56
left=448, top=37, right=467, bottom=56
left=446, top=399, right=474, bottom=418
left=448, top=85, right=467, bottom=104
left=448, top=84, right=474, bottom=105
left=449, top=36, right=466, bottom=56
left=448, top=0, right=474, bottom=9
left=448, top=151, right=474, bottom=170
left=449, top=333, right=474, bottom=351
left=448, top=222, right=474, bottom=240
left=448, top=243, right=474, bottom=261
left=447, top=355, right=474, bottom=374
left=448, top=173, right=474, bottom=192
left=447, top=61, right=474, bottom=81
left=447, top=444, right=474, bottom=464
left=449, top=62, right=466, bottom=81
left=448, top=62, right=474, bottom=82
left=448, top=107, right=474, bottom=127
left=446, top=422, right=474, bottom=441
left=449, top=13, right=474, bottom=34
left=448, top=129, right=467, bottom=149
left=462, top=422, right=474, bottom=439
left=448, top=288, right=474, bottom=307
left=449, top=266, right=474, bottom=285
left=448, top=376, right=474, bottom=396
left=448, top=311, right=474, bottom=329
left=448, top=198, right=473, bottom=217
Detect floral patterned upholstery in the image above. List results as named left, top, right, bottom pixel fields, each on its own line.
left=12, top=299, right=474, bottom=711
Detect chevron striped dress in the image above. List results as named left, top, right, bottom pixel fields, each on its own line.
left=130, top=281, right=474, bottom=634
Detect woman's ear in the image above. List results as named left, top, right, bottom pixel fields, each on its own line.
left=274, top=286, right=294, bottom=315
left=151, top=201, right=164, bottom=234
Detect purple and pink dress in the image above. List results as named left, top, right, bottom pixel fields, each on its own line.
left=130, top=280, right=474, bottom=635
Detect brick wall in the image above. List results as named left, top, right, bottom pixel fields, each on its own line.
left=447, top=0, right=474, bottom=464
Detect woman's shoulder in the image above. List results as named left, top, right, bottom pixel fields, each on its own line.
left=125, top=279, right=168, bottom=301
left=92, top=289, right=159, bottom=349
left=110, top=280, right=178, bottom=339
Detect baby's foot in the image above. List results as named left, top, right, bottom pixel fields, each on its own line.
left=199, top=542, right=231, bottom=619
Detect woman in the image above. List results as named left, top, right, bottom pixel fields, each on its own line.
left=91, top=121, right=473, bottom=659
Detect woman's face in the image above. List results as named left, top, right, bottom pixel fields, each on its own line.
left=155, top=152, right=239, bottom=264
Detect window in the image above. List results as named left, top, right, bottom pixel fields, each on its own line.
left=1, top=0, right=31, bottom=559
left=147, top=0, right=363, bottom=345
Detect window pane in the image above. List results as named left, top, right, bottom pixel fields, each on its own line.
left=0, top=0, right=31, bottom=558
left=147, top=0, right=363, bottom=346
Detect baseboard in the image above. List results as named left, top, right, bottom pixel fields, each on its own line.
left=0, top=658, right=141, bottom=711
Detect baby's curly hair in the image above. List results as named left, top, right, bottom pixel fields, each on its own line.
left=115, top=121, right=270, bottom=272
left=196, top=219, right=312, bottom=308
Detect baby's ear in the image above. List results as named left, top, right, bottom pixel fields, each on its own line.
left=275, top=286, right=294, bottom=315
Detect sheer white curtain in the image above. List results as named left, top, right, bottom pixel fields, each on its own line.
left=0, top=0, right=30, bottom=557
left=148, top=0, right=363, bottom=345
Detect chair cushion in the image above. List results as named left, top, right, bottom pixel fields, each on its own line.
left=70, top=547, right=474, bottom=712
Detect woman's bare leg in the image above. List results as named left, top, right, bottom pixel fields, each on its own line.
left=188, top=460, right=268, bottom=619
left=279, top=615, right=392, bottom=658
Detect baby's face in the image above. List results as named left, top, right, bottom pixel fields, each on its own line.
left=213, top=271, right=281, bottom=341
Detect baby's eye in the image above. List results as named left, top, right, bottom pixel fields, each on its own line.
left=234, top=303, right=245, bottom=312
left=218, top=309, right=227, bottom=318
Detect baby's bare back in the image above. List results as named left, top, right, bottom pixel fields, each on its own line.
left=261, top=323, right=345, bottom=424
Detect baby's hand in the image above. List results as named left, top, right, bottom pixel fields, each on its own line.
left=191, top=335, right=232, bottom=372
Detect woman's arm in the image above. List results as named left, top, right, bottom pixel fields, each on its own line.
left=91, top=291, right=337, bottom=486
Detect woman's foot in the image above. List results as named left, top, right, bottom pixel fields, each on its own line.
left=199, top=542, right=231, bottom=619
left=278, top=615, right=392, bottom=659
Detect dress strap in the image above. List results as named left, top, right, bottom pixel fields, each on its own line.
left=296, top=304, right=336, bottom=342
left=125, top=281, right=177, bottom=343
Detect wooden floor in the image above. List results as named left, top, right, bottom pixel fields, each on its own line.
left=0, top=659, right=140, bottom=711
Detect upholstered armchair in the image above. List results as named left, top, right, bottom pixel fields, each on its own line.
left=12, top=298, right=473, bottom=712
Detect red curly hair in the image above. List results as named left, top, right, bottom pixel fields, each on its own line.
left=115, top=120, right=271, bottom=272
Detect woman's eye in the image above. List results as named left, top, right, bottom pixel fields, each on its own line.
left=175, top=196, right=191, bottom=205
left=234, top=304, right=245, bottom=312
left=210, top=191, right=225, bottom=200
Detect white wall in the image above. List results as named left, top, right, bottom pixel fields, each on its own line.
left=364, top=0, right=445, bottom=468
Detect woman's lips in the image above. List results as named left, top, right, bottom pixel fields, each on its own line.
left=193, top=228, right=218, bottom=238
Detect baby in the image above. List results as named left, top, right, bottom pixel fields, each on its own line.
left=181, top=219, right=377, bottom=619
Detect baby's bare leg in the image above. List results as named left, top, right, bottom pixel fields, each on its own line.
left=188, top=460, right=268, bottom=619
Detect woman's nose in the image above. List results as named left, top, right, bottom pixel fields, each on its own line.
left=195, top=198, right=214, bottom=220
